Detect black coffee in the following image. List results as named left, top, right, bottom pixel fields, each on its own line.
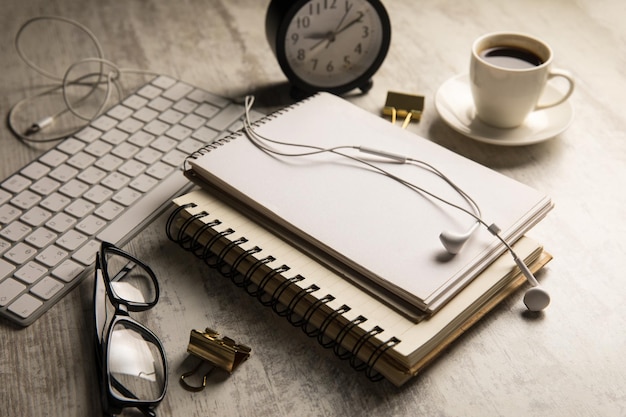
left=479, top=46, right=543, bottom=69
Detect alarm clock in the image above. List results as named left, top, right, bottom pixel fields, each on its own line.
left=265, top=0, right=391, bottom=97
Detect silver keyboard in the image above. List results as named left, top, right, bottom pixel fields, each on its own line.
left=0, top=75, right=257, bottom=326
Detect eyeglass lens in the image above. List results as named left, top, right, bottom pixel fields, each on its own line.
left=104, top=251, right=157, bottom=305
left=108, top=320, right=166, bottom=402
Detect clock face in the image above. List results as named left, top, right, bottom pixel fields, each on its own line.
left=281, top=0, right=389, bottom=91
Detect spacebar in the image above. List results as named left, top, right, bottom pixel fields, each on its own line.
left=97, top=172, right=190, bottom=244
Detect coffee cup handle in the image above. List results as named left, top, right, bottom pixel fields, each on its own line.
left=535, top=69, right=575, bottom=110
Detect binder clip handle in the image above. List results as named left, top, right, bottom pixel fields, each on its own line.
left=180, top=361, right=214, bottom=392
left=179, top=328, right=251, bottom=392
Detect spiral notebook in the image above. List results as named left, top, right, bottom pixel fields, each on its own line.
left=168, top=189, right=551, bottom=386
left=183, top=92, right=553, bottom=319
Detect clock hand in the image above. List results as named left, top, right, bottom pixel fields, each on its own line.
left=308, top=31, right=335, bottom=51
left=323, top=11, right=364, bottom=49
left=334, top=11, right=364, bottom=37
left=333, top=3, right=353, bottom=32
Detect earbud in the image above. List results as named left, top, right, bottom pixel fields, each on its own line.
left=514, top=256, right=550, bottom=312
left=439, top=222, right=480, bottom=255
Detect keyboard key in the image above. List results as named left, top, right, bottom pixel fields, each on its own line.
left=21, top=206, right=52, bottom=227
left=144, top=119, right=170, bottom=136
left=135, top=148, right=163, bottom=165
left=128, top=131, right=156, bottom=147
left=107, top=104, right=134, bottom=121
left=83, top=185, right=114, bottom=204
left=150, top=136, right=178, bottom=153
left=25, top=228, right=57, bottom=248
left=91, top=115, right=117, bottom=132
left=94, top=200, right=124, bottom=220
left=67, top=152, right=97, bottom=170
left=137, top=84, right=163, bottom=99
left=0, top=278, right=25, bottom=307
left=52, top=259, right=84, bottom=283
left=8, top=293, right=43, bottom=318
left=0, top=204, right=22, bottom=224
left=162, top=82, right=193, bottom=101
left=58, top=179, right=89, bottom=199
left=0, top=221, right=32, bottom=242
left=123, top=94, right=149, bottom=110
left=192, top=126, right=219, bottom=143
left=134, top=106, right=160, bottom=122
left=56, top=230, right=88, bottom=251
left=2, top=174, right=31, bottom=194
left=129, top=174, right=157, bottom=193
left=31, top=177, right=61, bottom=196
left=77, top=166, right=107, bottom=185
left=172, top=99, right=198, bottom=114
left=85, top=141, right=114, bottom=157
left=0, top=189, right=10, bottom=205
left=14, top=261, right=47, bottom=284
left=21, top=162, right=51, bottom=180
left=151, top=75, right=176, bottom=89
left=74, top=126, right=102, bottom=143
left=72, top=240, right=99, bottom=265
left=46, top=213, right=77, bottom=233
left=112, top=187, right=141, bottom=206
left=206, top=104, right=245, bottom=131
left=118, top=160, right=147, bottom=177
left=65, top=199, right=95, bottom=218
left=36, top=245, right=68, bottom=268
left=40, top=192, right=71, bottom=212
left=31, top=277, right=64, bottom=300
left=49, top=164, right=79, bottom=182
left=145, top=162, right=174, bottom=179
left=75, top=215, right=107, bottom=235
left=39, top=150, right=68, bottom=168
left=0, top=239, right=10, bottom=255
left=165, top=124, right=192, bottom=141
left=94, top=154, right=123, bottom=172
left=0, top=259, right=16, bottom=280
left=4, top=242, right=36, bottom=263
left=159, top=109, right=184, bottom=125
left=101, top=172, right=130, bottom=190
left=147, top=97, right=173, bottom=112
left=101, top=128, right=129, bottom=145
left=57, top=138, right=86, bottom=155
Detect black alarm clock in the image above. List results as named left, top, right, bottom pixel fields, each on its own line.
left=265, top=0, right=391, bottom=97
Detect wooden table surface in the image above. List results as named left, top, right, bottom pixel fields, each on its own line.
left=1, top=1, right=625, bottom=416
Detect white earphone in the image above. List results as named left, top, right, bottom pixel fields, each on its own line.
left=241, top=96, right=550, bottom=313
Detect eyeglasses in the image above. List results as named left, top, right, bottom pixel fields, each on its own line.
left=93, top=242, right=168, bottom=417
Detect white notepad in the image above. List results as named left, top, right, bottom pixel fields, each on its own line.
left=185, top=92, right=553, bottom=318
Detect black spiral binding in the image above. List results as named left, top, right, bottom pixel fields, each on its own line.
left=169, top=146, right=402, bottom=383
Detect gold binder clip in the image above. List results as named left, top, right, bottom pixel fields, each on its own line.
left=382, top=91, right=425, bottom=128
left=179, top=328, right=252, bottom=392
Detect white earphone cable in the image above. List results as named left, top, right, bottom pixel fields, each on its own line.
left=8, top=15, right=161, bottom=143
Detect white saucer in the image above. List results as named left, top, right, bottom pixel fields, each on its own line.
left=434, top=74, right=574, bottom=146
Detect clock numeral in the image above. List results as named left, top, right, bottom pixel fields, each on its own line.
left=298, top=49, right=306, bottom=61
left=291, top=33, right=299, bottom=45
left=296, top=16, right=311, bottom=29
left=362, top=25, right=370, bottom=38
left=326, top=61, right=335, bottom=72
left=354, top=43, right=362, bottom=54
left=309, top=0, right=338, bottom=15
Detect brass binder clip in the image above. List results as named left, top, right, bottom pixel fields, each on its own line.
left=382, top=91, right=425, bottom=128
left=179, top=328, right=252, bottom=392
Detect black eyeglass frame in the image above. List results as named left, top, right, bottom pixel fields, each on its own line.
left=93, top=241, right=168, bottom=417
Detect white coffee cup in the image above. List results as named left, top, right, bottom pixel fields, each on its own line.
left=469, top=32, right=575, bottom=129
